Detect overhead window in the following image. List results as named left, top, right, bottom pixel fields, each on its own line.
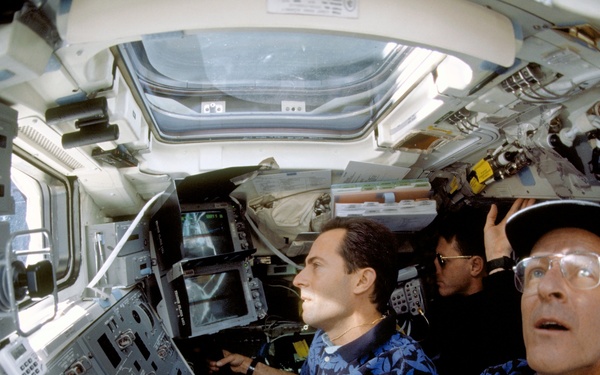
left=118, top=30, right=443, bottom=141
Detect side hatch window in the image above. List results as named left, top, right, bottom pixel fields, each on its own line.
left=0, top=153, right=77, bottom=307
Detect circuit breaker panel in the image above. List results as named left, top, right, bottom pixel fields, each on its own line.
left=45, top=289, right=192, bottom=375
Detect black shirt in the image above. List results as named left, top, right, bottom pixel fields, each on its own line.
left=424, top=271, right=526, bottom=375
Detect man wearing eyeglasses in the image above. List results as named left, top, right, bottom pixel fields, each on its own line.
left=481, top=199, right=600, bottom=375
left=425, top=199, right=533, bottom=375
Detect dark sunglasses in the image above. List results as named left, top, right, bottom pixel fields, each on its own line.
left=436, top=253, right=472, bottom=267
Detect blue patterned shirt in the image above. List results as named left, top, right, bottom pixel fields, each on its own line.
left=300, top=316, right=437, bottom=375
left=480, top=359, right=535, bottom=375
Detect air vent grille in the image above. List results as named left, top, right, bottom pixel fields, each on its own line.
left=18, top=125, right=84, bottom=170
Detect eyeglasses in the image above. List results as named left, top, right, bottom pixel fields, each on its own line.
left=514, top=252, right=600, bottom=293
left=435, top=253, right=473, bottom=267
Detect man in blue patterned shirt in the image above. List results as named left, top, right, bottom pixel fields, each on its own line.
left=209, top=217, right=437, bottom=375
left=302, top=311, right=438, bottom=374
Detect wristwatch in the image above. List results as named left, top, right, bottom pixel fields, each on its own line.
left=246, top=358, right=259, bottom=375
left=486, top=256, right=515, bottom=273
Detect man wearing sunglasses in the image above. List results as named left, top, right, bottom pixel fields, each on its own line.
left=482, top=199, right=600, bottom=375
left=426, top=199, right=534, bottom=375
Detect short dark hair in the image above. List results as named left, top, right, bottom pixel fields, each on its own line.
left=437, top=205, right=487, bottom=259
left=321, top=217, right=398, bottom=314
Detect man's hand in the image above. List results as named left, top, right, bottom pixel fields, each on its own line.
left=208, top=350, right=293, bottom=375
left=484, top=198, right=535, bottom=262
left=208, top=350, right=252, bottom=374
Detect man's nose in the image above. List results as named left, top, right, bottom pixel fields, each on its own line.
left=292, top=267, right=306, bottom=288
left=433, top=258, right=442, bottom=273
left=536, top=262, right=567, bottom=300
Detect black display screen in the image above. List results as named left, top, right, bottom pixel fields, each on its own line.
left=186, top=270, right=248, bottom=328
left=181, top=209, right=234, bottom=259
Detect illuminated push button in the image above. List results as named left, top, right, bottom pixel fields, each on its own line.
left=383, top=192, right=395, bottom=203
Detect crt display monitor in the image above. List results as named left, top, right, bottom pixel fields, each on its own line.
left=186, top=268, right=248, bottom=328
left=156, top=260, right=268, bottom=338
left=181, top=208, right=233, bottom=259
left=179, top=202, right=254, bottom=264
left=183, top=260, right=267, bottom=337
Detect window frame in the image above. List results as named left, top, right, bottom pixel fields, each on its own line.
left=7, top=146, right=80, bottom=290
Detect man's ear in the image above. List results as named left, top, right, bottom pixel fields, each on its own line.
left=470, top=256, right=485, bottom=277
left=354, top=267, right=377, bottom=295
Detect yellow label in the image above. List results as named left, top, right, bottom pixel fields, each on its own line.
left=472, top=159, right=494, bottom=182
left=448, top=176, right=460, bottom=194
left=293, top=339, right=310, bottom=359
left=469, top=177, right=486, bottom=194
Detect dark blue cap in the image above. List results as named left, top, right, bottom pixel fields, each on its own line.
left=506, top=199, right=600, bottom=258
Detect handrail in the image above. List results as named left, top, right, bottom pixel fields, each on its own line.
left=3, top=228, right=58, bottom=337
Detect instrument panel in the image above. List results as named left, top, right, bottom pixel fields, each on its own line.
left=45, top=289, right=192, bottom=375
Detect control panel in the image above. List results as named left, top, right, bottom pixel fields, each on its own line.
left=244, top=262, right=269, bottom=320
left=45, top=289, right=192, bottom=375
left=0, top=336, right=45, bottom=375
left=390, top=265, right=427, bottom=317
left=230, top=201, right=253, bottom=252
left=86, top=220, right=152, bottom=288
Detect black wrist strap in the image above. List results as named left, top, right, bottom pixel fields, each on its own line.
left=247, top=358, right=259, bottom=375
left=486, top=256, right=515, bottom=273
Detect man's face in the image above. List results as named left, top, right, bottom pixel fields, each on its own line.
left=522, top=227, right=600, bottom=375
left=292, top=228, right=358, bottom=332
left=434, top=237, right=475, bottom=297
